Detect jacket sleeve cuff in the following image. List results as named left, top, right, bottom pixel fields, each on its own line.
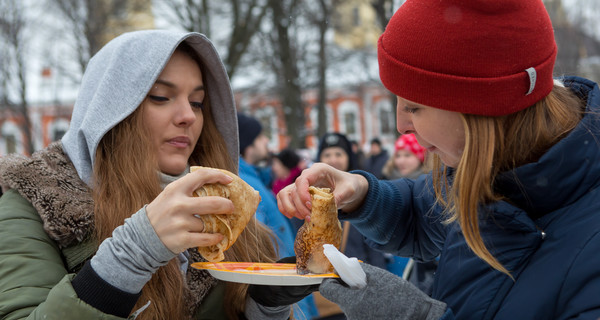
left=72, top=260, right=141, bottom=317
left=338, top=170, right=380, bottom=219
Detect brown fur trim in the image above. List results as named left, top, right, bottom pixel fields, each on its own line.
left=0, top=142, right=94, bottom=248
left=0, top=142, right=216, bottom=306
left=186, top=250, right=219, bottom=315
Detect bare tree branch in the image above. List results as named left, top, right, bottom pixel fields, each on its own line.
left=48, top=0, right=147, bottom=72
left=0, top=0, right=34, bottom=154
left=268, top=0, right=306, bottom=148
left=370, top=0, right=397, bottom=30
left=314, top=0, right=331, bottom=138
left=224, top=0, right=268, bottom=78
left=157, top=0, right=268, bottom=79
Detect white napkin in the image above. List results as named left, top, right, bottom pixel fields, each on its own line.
left=322, top=244, right=367, bottom=289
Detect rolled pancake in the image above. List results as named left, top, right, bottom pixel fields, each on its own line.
left=295, top=186, right=342, bottom=274
left=190, top=166, right=261, bottom=262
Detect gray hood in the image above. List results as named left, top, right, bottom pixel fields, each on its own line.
left=61, top=30, right=239, bottom=186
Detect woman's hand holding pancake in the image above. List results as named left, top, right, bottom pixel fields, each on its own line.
left=146, top=168, right=234, bottom=254
left=276, top=163, right=370, bottom=221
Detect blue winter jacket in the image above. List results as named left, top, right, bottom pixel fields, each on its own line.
left=345, top=76, right=600, bottom=319
left=239, top=159, right=296, bottom=258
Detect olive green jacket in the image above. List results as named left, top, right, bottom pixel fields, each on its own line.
left=0, top=143, right=223, bottom=319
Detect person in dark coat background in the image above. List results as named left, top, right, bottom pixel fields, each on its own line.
left=363, top=137, right=389, bottom=179
left=316, top=133, right=387, bottom=272
left=312, top=132, right=389, bottom=319
left=349, top=140, right=366, bottom=170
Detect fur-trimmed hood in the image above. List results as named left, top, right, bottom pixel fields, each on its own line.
left=0, top=142, right=93, bottom=248
left=0, top=142, right=215, bottom=311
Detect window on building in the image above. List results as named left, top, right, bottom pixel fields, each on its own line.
left=380, top=107, right=395, bottom=135
left=311, top=105, right=334, bottom=132
left=52, top=129, right=66, bottom=142
left=344, top=112, right=357, bottom=135
left=338, top=101, right=360, bottom=142
left=5, top=134, right=16, bottom=154
left=48, top=118, right=70, bottom=144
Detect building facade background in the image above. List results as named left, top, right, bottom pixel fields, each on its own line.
left=2, top=0, right=599, bottom=157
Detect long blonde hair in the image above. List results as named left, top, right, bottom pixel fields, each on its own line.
left=92, top=45, right=278, bottom=319
left=432, top=83, right=583, bottom=276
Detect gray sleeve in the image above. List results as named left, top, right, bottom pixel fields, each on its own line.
left=244, top=297, right=291, bottom=320
left=90, top=206, right=176, bottom=293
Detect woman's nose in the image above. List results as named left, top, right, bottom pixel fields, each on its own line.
left=396, top=106, right=414, bottom=134
left=175, top=99, right=196, bottom=126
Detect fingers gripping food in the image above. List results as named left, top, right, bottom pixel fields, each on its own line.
left=295, top=186, right=342, bottom=274
left=190, top=166, right=261, bottom=262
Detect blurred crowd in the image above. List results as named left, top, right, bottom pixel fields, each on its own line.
left=237, top=113, right=437, bottom=319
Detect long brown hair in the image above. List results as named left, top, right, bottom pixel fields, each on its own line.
left=432, top=83, right=584, bottom=276
left=92, top=44, right=278, bottom=319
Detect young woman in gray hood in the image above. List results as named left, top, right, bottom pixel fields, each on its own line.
left=0, top=30, right=310, bottom=319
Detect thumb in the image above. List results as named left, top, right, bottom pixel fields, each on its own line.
left=319, top=278, right=349, bottom=301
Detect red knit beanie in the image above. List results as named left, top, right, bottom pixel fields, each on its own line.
left=378, top=0, right=557, bottom=116
left=395, top=134, right=426, bottom=163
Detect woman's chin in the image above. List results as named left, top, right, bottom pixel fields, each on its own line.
left=440, top=157, right=458, bottom=169
left=159, top=163, right=188, bottom=176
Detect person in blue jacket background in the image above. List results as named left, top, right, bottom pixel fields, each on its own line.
left=276, top=0, right=600, bottom=319
left=237, top=113, right=318, bottom=319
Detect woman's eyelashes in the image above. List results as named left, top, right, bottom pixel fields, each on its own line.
left=190, top=101, right=204, bottom=110
left=149, top=95, right=168, bottom=102
left=404, top=106, right=418, bottom=114
left=148, top=95, right=203, bottom=110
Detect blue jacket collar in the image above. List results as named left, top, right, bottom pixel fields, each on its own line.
left=495, top=76, right=600, bottom=219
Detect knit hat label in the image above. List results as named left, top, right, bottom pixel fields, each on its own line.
left=525, top=67, right=537, bottom=96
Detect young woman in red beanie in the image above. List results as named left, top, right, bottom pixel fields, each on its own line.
left=276, top=0, right=600, bottom=319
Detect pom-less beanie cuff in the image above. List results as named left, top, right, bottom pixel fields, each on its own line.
left=378, top=43, right=556, bottom=116
left=378, top=0, right=557, bottom=116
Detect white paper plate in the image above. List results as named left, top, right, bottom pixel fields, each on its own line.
left=192, top=262, right=338, bottom=286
